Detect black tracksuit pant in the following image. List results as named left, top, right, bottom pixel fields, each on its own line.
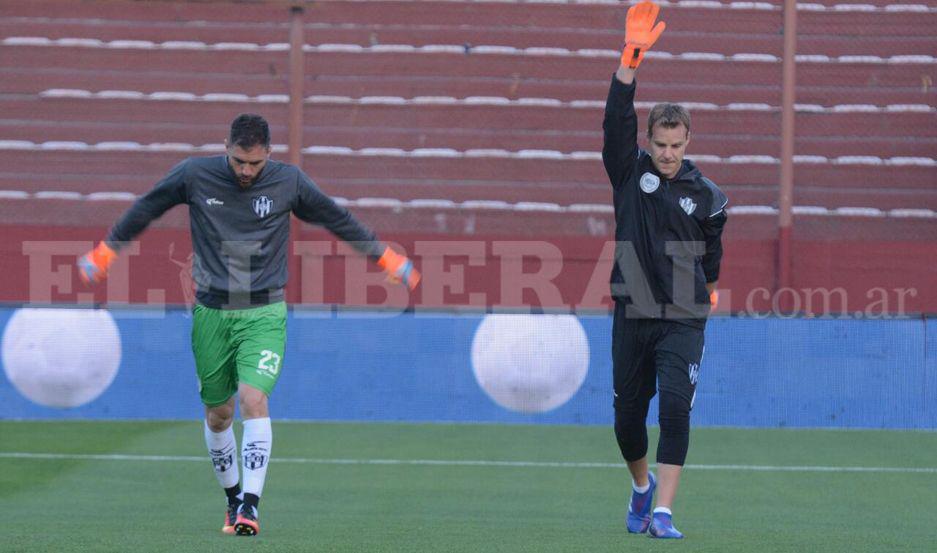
left=612, top=299, right=704, bottom=466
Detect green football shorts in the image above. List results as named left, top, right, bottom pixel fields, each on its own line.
left=191, top=301, right=287, bottom=407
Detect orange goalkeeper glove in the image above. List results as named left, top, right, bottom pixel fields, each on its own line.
left=77, top=241, right=118, bottom=284
left=377, top=247, right=421, bottom=291
left=710, top=289, right=719, bottom=313
left=621, top=1, right=666, bottom=70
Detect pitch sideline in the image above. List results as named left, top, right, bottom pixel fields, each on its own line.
left=1, top=451, right=934, bottom=474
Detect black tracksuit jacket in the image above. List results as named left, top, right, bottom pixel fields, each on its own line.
left=602, top=76, right=728, bottom=328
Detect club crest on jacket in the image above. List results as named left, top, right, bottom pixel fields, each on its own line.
left=679, top=196, right=697, bottom=215
left=252, top=196, right=273, bottom=218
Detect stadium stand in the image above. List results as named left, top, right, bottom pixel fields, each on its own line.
left=0, top=0, right=934, bottom=312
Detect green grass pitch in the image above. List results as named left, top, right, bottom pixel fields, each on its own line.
left=2, top=421, right=935, bottom=552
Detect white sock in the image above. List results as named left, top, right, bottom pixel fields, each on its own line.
left=654, top=506, right=672, bottom=516
left=633, top=481, right=651, bottom=494
left=241, top=417, right=272, bottom=498
left=204, top=421, right=240, bottom=490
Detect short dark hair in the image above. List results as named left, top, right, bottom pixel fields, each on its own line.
left=228, top=113, right=270, bottom=149
left=647, top=103, right=691, bottom=138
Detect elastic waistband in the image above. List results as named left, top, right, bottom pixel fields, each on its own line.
left=196, top=287, right=285, bottom=310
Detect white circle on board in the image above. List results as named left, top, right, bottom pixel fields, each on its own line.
left=1, top=308, right=122, bottom=408
left=470, top=314, right=589, bottom=414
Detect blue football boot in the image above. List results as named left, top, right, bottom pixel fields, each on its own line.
left=626, top=472, right=656, bottom=533
left=648, top=510, right=684, bottom=539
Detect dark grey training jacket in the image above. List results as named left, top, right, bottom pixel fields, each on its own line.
left=107, top=155, right=384, bottom=308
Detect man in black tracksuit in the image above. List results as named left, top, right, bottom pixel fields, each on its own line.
left=602, top=1, right=728, bottom=539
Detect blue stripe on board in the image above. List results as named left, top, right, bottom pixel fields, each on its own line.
left=0, top=308, right=933, bottom=428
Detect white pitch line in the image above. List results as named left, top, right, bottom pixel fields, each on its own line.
left=1, top=452, right=935, bottom=474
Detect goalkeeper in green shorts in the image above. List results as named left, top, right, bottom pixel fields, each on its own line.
left=77, top=114, right=420, bottom=537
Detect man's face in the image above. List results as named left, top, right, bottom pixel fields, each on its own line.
left=647, top=124, right=690, bottom=180
left=226, top=141, right=270, bottom=188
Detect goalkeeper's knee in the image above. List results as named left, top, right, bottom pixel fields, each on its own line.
left=614, top=401, right=650, bottom=462
left=656, top=390, right=691, bottom=466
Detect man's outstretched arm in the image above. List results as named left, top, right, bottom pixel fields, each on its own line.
left=78, top=160, right=189, bottom=283
left=293, top=171, right=420, bottom=291
left=603, top=1, right=666, bottom=187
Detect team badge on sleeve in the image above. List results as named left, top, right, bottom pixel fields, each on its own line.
left=252, top=196, right=273, bottom=218
left=640, top=172, right=660, bottom=193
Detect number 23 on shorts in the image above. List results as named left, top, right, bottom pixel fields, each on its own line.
left=257, top=349, right=281, bottom=377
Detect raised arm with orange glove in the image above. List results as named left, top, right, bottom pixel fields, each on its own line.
left=77, top=241, right=118, bottom=284
left=377, top=246, right=421, bottom=291
left=621, top=1, right=666, bottom=70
